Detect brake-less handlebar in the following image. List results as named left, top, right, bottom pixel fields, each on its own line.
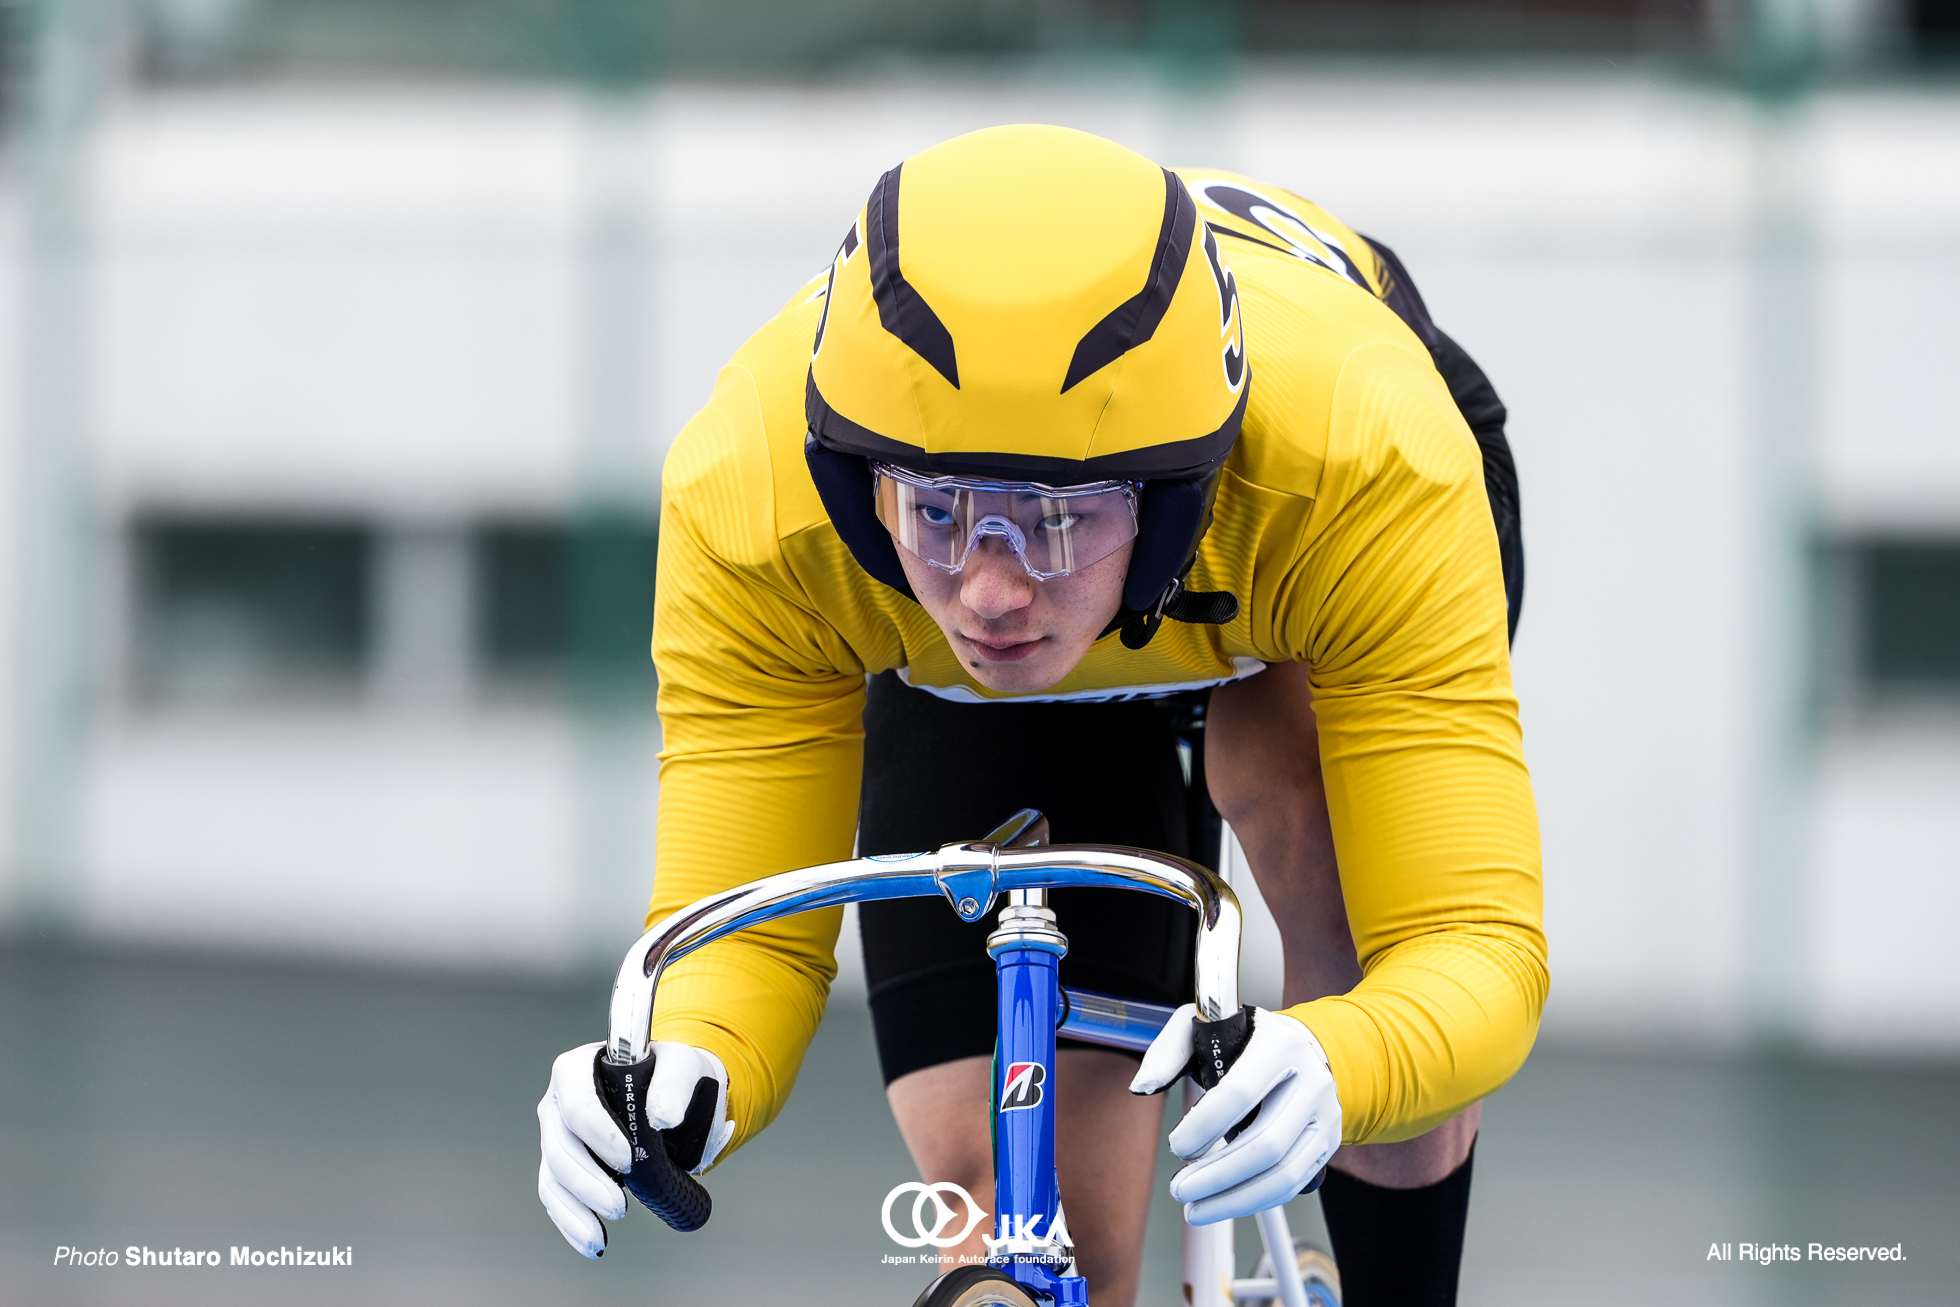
left=593, top=809, right=1244, bottom=1233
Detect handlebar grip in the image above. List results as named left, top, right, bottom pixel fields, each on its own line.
left=590, top=1048, right=713, bottom=1233
left=1189, top=1004, right=1256, bottom=1129
left=1188, top=1006, right=1328, bottom=1195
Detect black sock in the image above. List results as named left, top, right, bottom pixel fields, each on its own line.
left=1316, top=1138, right=1475, bottom=1307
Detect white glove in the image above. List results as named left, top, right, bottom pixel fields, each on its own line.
left=1130, top=1005, right=1341, bottom=1225
left=536, top=1040, right=736, bottom=1257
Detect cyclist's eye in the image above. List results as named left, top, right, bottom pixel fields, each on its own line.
left=1038, top=512, right=1079, bottom=533
left=916, top=505, right=956, bottom=528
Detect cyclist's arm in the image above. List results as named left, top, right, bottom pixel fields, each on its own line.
left=1279, top=341, right=1547, bottom=1145
left=644, top=365, right=871, bottom=1161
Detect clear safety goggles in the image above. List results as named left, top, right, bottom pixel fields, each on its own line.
left=871, top=462, right=1140, bottom=581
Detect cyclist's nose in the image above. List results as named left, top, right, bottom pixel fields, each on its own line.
left=960, top=538, right=1036, bottom=620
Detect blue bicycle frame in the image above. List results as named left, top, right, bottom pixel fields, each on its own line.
left=988, top=895, right=1186, bottom=1301
left=988, top=886, right=1078, bottom=1299
left=598, top=809, right=1247, bottom=1302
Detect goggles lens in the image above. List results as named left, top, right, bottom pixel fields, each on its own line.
left=872, top=464, right=1140, bottom=581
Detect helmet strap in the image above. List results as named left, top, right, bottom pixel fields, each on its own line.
left=1106, top=471, right=1237, bottom=650
left=804, top=434, right=915, bottom=599
left=1114, top=569, right=1241, bottom=651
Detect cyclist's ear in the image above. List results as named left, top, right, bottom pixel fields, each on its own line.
left=1129, top=1003, right=1199, bottom=1095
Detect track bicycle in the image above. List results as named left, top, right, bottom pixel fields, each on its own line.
left=593, top=809, right=1340, bottom=1307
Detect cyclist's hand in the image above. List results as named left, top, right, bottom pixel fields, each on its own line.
left=1130, top=1004, right=1342, bottom=1224
left=536, top=1040, right=735, bottom=1256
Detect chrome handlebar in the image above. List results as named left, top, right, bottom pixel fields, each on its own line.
left=605, top=809, right=1242, bottom=1066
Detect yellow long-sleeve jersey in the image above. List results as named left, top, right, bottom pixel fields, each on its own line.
left=648, top=169, right=1547, bottom=1159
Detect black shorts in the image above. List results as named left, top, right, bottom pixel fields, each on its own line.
left=857, top=672, right=1216, bottom=1085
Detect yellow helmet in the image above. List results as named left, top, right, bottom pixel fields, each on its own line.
left=804, top=125, right=1247, bottom=644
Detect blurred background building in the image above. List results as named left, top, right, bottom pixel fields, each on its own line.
left=4, top=0, right=1954, bottom=1043
left=1, top=3, right=1958, bottom=1303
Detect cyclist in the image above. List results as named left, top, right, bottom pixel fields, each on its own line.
left=537, top=125, right=1544, bottom=1307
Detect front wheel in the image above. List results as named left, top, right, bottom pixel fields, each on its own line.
left=1247, top=1237, right=1341, bottom=1307
left=910, top=1265, right=1041, bottom=1307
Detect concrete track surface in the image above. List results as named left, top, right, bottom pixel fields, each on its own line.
left=3, top=940, right=1955, bottom=1306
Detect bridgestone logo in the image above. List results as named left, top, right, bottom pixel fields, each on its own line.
left=1000, top=1062, right=1046, bottom=1112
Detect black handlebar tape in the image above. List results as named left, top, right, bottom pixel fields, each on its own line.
left=1187, top=1005, right=1259, bottom=1145
left=590, top=1048, right=713, bottom=1233
left=1186, top=1007, right=1330, bottom=1192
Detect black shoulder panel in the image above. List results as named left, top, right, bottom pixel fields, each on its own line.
left=1359, top=234, right=1440, bottom=353
left=1432, top=329, right=1523, bottom=644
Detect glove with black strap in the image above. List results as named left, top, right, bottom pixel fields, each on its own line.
left=536, top=1041, right=735, bottom=1256
left=1130, top=1004, right=1342, bottom=1225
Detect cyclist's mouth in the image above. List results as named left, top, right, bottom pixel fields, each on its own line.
left=964, top=634, right=1044, bottom=663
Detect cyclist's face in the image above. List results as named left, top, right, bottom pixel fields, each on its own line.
left=896, top=532, right=1132, bottom=694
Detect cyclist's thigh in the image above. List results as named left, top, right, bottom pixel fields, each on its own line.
left=858, top=672, right=1202, bottom=1085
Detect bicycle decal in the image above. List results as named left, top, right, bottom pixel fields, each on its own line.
left=1000, top=1061, right=1046, bottom=1112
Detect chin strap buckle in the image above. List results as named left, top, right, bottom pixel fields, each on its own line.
left=1119, top=577, right=1240, bottom=650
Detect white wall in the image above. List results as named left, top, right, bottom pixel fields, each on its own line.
left=1, top=69, right=1955, bottom=1049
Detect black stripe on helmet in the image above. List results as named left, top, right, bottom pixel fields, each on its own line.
left=1061, top=169, right=1198, bottom=394
left=807, top=368, right=1246, bottom=485
left=865, top=164, right=960, bottom=389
